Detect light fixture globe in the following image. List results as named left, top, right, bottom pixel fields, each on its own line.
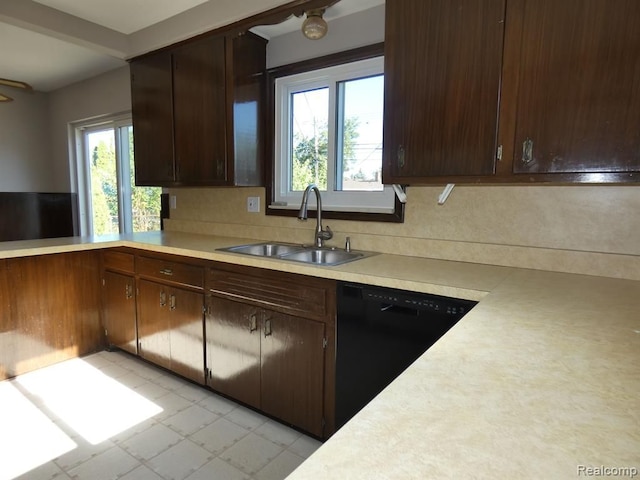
left=302, top=9, right=328, bottom=40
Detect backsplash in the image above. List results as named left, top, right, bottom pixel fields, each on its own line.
left=164, top=185, right=639, bottom=281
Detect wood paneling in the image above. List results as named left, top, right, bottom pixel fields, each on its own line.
left=3, top=252, right=102, bottom=378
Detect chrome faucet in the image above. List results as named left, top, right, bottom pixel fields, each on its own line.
left=298, top=184, right=333, bottom=248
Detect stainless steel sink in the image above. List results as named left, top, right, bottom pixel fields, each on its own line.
left=217, top=242, right=373, bottom=266
left=222, top=242, right=303, bottom=257
left=280, top=248, right=364, bottom=266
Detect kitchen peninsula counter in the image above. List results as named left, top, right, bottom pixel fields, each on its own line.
left=1, top=232, right=638, bottom=478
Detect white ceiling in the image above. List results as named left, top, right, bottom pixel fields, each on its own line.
left=0, top=0, right=383, bottom=93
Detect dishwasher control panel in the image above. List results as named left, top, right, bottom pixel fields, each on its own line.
left=362, top=287, right=475, bottom=316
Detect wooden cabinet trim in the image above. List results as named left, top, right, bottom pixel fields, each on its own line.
left=207, top=263, right=336, bottom=324
left=136, top=254, right=205, bottom=290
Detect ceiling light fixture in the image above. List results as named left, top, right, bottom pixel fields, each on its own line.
left=302, top=9, right=328, bottom=40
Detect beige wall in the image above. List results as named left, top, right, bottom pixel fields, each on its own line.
left=163, top=185, right=639, bottom=281
left=48, top=66, right=132, bottom=192
left=0, top=88, right=51, bottom=192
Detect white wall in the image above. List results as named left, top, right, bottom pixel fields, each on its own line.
left=0, top=88, right=52, bottom=191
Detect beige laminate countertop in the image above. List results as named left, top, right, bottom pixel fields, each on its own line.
left=2, top=232, right=639, bottom=478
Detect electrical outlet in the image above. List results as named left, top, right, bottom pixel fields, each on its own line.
left=247, top=196, right=260, bottom=213
left=170, top=195, right=177, bottom=209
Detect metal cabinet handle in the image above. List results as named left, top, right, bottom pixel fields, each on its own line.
left=397, top=145, right=405, bottom=169
left=169, top=294, right=176, bottom=311
left=159, top=268, right=173, bottom=276
left=125, top=283, right=133, bottom=299
left=264, top=318, right=272, bottom=337
left=160, top=290, right=167, bottom=307
left=522, top=138, right=534, bottom=165
left=248, top=313, right=258, bottom=332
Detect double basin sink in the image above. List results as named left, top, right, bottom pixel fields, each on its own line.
left=218, top=242, right=374, bottom=266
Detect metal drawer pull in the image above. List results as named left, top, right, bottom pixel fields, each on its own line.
left=159, top=268, right=174, bottom=276
left=125, top=284, right=133, bottom=299
left=522, top=138, right=534, bottom=165
left=160, top=291, right=166, bottom=307
left=264, top=319, right=272, bottom=337
left=249, top=313, right=258, bottom=332
left=169, top=294, right=176, bottom=311
left=397, top=145, right=405, bottom=169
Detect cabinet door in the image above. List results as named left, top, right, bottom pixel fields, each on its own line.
left=382, top=0, right=505, bottom=181
left=173, top=35, right=228, bottom=184
left=261, top=311, right=325, bottom=438
left=130, top=51, right=175, bottom=185
left=103, top=271, right=137, bottom=355
left=507, top=0, right=640, bottom=176
left=206, top=296, right=261, bottom=409
left=137, top=279, right=171, bottom=369
left=168, top=288, right=204, bottom=384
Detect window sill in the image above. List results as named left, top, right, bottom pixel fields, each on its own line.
left=266, top=197, right=405, bottom=223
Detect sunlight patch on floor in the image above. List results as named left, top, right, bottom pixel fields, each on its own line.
left=15, top=358, right=163, bottom=445
left=0, top=381, right=77, bottom=479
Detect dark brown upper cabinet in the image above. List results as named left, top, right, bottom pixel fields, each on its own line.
left=382, top=0, right=505, bottom=183
left=131, top=32, right=266, bottom=187
left=499, top=0, right=640, bottom=182
left=383, top=0, right=640, bottom=185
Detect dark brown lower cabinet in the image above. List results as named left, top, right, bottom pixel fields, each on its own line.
left=206, top=264, right=336, bottom=438
left=260, top=310, right=325, bottom=437
left=102, top=271, right=137, bottom=355
left=1, top=252, right=102, bottom=379
left=206, top=296, right=261, bottom=408
left=137, top=278, right=204, bottom=384
left=206, top=295, right=326, bottom=437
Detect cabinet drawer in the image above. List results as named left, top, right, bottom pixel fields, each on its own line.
left=103, top=250, right=135, bottom=273
left=207, top=267, right=334, bottom=323
left=137, top=255, right=204, bottom=289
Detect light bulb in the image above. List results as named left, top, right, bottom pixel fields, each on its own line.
left=302, top=9, right=328, bottom=40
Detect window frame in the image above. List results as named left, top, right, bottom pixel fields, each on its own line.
left=265, top=43, right=405, bottom=223
left=70, top=113, right=161, bottom=236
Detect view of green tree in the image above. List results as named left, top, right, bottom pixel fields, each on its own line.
left=127, top=129, right=161, bottom=232
left=89, top=128, right=160, bottom=235
left=91, top=140, right=117, bottom=235
left=291, top=117, right=360, bottom=191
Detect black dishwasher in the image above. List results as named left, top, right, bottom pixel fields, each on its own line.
left=336, top=281, right=477, bottom=429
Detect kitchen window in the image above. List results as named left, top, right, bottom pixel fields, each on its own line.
left=71, top=115, right=161, bottom=236
left=267, top=44, right=404, bottom=222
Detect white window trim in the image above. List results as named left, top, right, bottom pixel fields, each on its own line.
left=70, top=113, right=133, bottom=236
left=273, top=56, right=394, bottom=213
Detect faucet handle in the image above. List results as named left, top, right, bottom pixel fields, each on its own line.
left=318, top=225, right=333, bottom=241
